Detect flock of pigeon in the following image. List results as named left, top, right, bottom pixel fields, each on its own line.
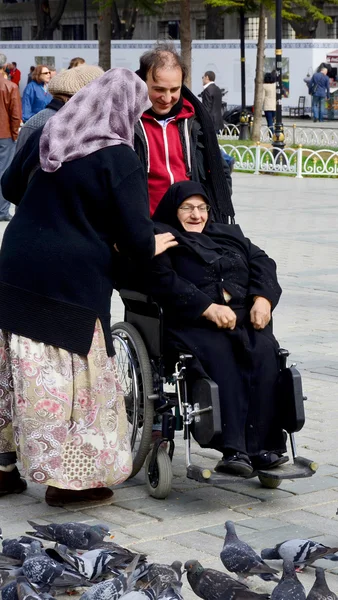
left=0, top=520, right=337, bottom=600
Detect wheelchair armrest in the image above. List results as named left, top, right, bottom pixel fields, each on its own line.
left=120, top=289, right=150, bottom=304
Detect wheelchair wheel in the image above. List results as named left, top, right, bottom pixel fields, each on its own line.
left=258, top=473, right=281, bottom=489
left=144, top=447, right=173, bottom=499
left=111, top=322, right=154, bottom=478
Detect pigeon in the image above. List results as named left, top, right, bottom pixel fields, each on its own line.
left=157, top=581, right=184, bottom=600
left=261, top=539, right=338, bottom=571
left=184, top=560, right=270, bottom=600
left=22, top=541, right=91, bottom=589
left=220, top=521, right=279, bottom=583
left=271, top=560, right=306, bottom=600
left=79, top=555, right=148, bottom=600
left=51, top=544, right=123, bottom=580
left=141, top=562, right=182, bottom=594
left=2, top=539, right=43, bottom=562
left=53, top=542, right=145, bottom=578
left=16, top=577, right=55, bottom=600
left=26, top=522, right=111, bottom=551
left=1, top=581, right=19, bottom=600
left=306, top=567, right=338, bottom=600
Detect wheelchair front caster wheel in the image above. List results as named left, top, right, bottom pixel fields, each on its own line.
left=258, top=473, right=281, bottom=489
left=145, top=447, right=173, bottom=499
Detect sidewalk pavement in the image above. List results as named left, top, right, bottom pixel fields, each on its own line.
left=1, top=173, right=338, bottom=597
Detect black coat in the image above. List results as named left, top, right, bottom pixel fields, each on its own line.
left=0, top=129, right=155, bottom=356
left=201, top=83, right=224, bottom=132
left=148, top=225, right=286, bottom=456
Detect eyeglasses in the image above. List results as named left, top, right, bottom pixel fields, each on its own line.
left=179, top=204, right=210, bottom=213
left=41, top=71, right=51, bottom=75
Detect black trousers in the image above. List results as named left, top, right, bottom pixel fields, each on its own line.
left=165, top=321, right=286, bottom=456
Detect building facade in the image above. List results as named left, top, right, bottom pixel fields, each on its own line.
left=0, top=0, right=336, bottom=42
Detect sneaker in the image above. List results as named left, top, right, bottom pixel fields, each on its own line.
left=250, top=451, right=289, bottom=471
left=215, top=452, right=253, bottom=477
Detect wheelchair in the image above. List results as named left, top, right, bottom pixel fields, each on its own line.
left=111, top=289, right=318, bottom=499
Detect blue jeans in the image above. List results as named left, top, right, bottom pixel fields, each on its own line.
left=0, top=138, right=15, bottom=218
left=265, top=111, right=275, bottom=133
left=312, top=96, right=326, bottom=122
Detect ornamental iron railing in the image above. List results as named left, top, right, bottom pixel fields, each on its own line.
left=221, top=143, right=338, bottom=178
left=219, top=125, right=338, bottom=148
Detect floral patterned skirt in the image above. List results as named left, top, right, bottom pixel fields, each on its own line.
left=0, top=321, right=132, bottom=490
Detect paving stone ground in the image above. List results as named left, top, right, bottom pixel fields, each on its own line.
left=1, top=173, right=338, bottom=597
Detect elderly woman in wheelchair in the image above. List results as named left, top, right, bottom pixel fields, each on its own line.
left=146, top=180, right=288, bottom=478
left=112, top=180, right=316, bottom=495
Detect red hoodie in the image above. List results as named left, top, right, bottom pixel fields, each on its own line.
left=141, top=98, right=195, bottom=215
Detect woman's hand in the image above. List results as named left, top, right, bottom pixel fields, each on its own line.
left=202, top=303, right=237, bottom=330
left=154, top=233, right=178, bottom=256
left=250, top=296, right=271, bottom=330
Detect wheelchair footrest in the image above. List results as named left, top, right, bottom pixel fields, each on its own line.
left=186, top=464, right=236, bottom=485
left=256, top=456, right=318, bottom=481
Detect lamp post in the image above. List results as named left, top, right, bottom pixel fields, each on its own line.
left=83, top=0, right=87, bottom=39
left=238, top=9, right=250, bottom=140
left=273, top=0, right=285, bottom=155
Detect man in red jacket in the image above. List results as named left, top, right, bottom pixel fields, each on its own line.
left=135, top=43, right=234, bottom=224
left=9, top=62, right=21, bottom=87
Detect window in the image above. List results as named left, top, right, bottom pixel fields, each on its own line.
left=328, top=17, right=338, bottom=38
left=196, top=19, right=206, bottom=40
left=282, top=21, right=295, bottom=39
left=31, top=25, right=37, bottom=39
left=62, top=24, right=84, bottom=40
left=244, top=17, right=267, bottom=40
left=157, top=20, right=180, bottom=40
left=1, top=26, right=22, bottom=40
left=93, top=23, right=98, bottom=40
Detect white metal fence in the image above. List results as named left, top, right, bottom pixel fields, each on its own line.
left=219, top=125, right=338, bottom=148
left=222, top=143, right=338, bottom=178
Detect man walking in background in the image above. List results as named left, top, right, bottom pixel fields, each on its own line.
left=0, top=53, right=21, bottom=221
left=309, top=66, right=330, bottom=123
left=201, top=71, right=223, bottom=133
left=9, top=62, right=21, bottom=87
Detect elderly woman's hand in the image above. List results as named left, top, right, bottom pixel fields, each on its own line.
left=154, top=233, right=178, bottom=256
left=202, top=304, right=237, bottom=330
left=250, top=296, right=271, bottom=330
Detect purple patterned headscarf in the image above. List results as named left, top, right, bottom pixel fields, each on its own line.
left=40, top=67, right=152, bottom=173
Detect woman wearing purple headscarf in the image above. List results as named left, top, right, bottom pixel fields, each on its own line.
left=0, top=68, right=176, bottom=506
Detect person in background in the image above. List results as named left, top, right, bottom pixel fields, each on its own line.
left=9, top=62, right=20, bottom=87
left=262, top=72, right=276, bottom=134
left=27, top=66, right=35, bottom=85
left=309, top=66, right=330, bottom=123
left=200, top=70, right=223, bottom=133
left=49, top=66, right=57, bottom=79
left=21, top=65, right=52, bottom=123
left=16, top=64, right=104, bottom=153
left=0, top=53, right=21, bottom=222
left=135, top=43, right=234, bottom=224
left=68, top=57, right=85, bottom=69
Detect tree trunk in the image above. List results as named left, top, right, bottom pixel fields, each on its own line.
left=180, top=0, right=191, bottom=89
left=205, top=5, right=224, bottom=39
left=251, top=2, right=266, bottom=142
left=35, top=0, right=68, bottom=39
left=98, top=1, right=112, bottom=71
left=287, top=19, right=317, bottom=38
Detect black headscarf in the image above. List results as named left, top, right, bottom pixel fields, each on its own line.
left=153, top=181, right=247, bottom=265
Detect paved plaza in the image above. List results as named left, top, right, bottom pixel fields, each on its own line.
left=1, top=173, right=338, bottom=596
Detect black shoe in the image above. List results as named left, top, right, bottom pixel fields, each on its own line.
left=215, top=452, right=253, bottom=477
left=0, top=215, right=11, bottom=222
left=251, top=451, right=289, bottom=471
left=313, top=118, right=318, bottom=123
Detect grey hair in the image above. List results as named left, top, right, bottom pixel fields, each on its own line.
left=0, top=54, right=7, bottom=68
